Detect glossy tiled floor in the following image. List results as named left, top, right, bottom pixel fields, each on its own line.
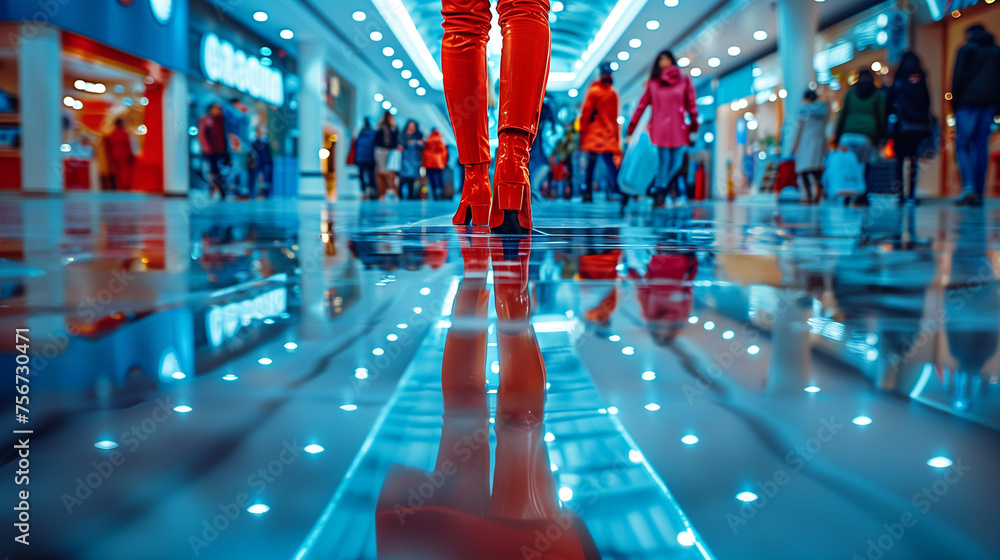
left=1, top=193, right=999, bottom=560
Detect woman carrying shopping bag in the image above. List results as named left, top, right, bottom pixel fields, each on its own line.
left=791, top=90, right=830, bottom=204
left=625, top=50, right=698, bottom=209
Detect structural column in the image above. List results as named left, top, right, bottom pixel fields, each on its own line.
left=297, top=41, right=327, bottom=199
left=777, top=0, right=818, bottom=156
left=18, top=25, right=63, bottom=193
left=162, top=72, right=189, bottom=196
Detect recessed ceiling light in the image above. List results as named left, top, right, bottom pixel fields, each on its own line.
left=392, top=59, right=403, bottom=69
left=804, top=386, right=821, bottom=393
left=552, top=1, right=564, bottom=12
left=352, top=11, right=366, bottom=21
left=222, top=374, right=238, bottom=381
left=690, top=67, right=702, bottom=77
left=374, top=93, right=384, bottom=102
left=370, top=31, right=383, bottom=41
left=279, top=29, right=294, bottom=40
left=340, top=404, right=358, bottom=411
left=665, top=0, right=679, bottom=6
left=629, top=38, right=642, bottom=49
left=568, top=88, right=579, bottom=98
left=617, top=51, right=629, bottom=61
left=642, top=371, right=656, bottom=381
left=646, top=20, right=660, bottom=30
left=610, top=61, right=619, bottom=71
left=409, top=78, right=419, bottom=88
left=708, top=57, right=721, bottom=67
left=401, top=69, right=412, bottom=79
left=382, top=46, right=394, bottom=57
left=645, top=403, right=661, bottom=411
left=677, top=57, right=690, bottom=67
left=253, top=11, right=268, bottom=22
left=728, top=46, right=741, bottom=56
left=415, top=87, right=426, bottom=96
left=754, top=30, right=768, bottom=41
left=748, top=345, right=760, bottom=355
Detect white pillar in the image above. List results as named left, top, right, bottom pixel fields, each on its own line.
left=18, top=25, right=62, bottom=193
left=777, top=0, right=818, bottom=155
left=163, top=72, right=189, bottom=196
left=298, top=41, right=327, bottom=199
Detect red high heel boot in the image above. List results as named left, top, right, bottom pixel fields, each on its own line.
left=442, top=0, right=493, bottom=226
left=453, top=163, right=492, bottom=226
left=489, top=0, right=551, bottom=234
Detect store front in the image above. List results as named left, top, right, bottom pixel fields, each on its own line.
left=187, top=0, right=298, bottom=199
left=0, top=0, right=188, bottom=193
left=712, top=0, right=910, bottom=198
left=914, top=0, right=1000, bottom=198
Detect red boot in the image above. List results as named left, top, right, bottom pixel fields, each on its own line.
left=442, top=0, right=493, bottom=226
left=453, top=163, right=492, bottom=226
left=490, top=130, right=533, bottom=234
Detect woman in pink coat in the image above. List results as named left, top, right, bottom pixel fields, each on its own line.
left=626, top=50, right=698, bottom=206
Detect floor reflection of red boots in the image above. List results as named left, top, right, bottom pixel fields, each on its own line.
left=375, top=232, right=601, bottom=560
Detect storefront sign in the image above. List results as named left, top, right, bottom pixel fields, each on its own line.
left=201, top=33, right=285, bottom=107
left=752, top=73, right=780, bottom=94
left=813, top=42, right=855, bottom=75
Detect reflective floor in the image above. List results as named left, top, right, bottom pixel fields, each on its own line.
left=2, top=193, right=1000, bottom=560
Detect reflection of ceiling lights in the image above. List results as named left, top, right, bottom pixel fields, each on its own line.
left=279, top=29, right=294, bottom=40
left=352, top=10, right=366, bottom=21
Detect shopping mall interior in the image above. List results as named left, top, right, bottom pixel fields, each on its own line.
left=1, top=1, right=999, bottom=559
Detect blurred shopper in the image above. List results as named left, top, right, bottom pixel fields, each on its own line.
left=835, top=69, right=886, bottom=206
left=579, top=62, right=622, bottom=205
left=423, top=128, right=450, bottom=200
left=198, top=103, right=229, bottom=200
left=790, top=90, right=829, bottom=204
left=353, top=118, right=378, bottom=199
left=223, top=98, right=249, bottom=196
left=248, top=128, right=273, bottom=199
left=951, top=24, right=1000, bottom=206
left=103, top=118, right=134, bottom=192
left=442, top=0, right=550, bottom=234
left=626, top=50, right=698, bottom=209
left=374, top=111, right=399, bottom=200
left=399, top=119, right=425, bottom=200
left=887, top=52, right=934, bottom=206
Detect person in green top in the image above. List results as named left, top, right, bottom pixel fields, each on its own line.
left=835, top=69, right=886, bottom=206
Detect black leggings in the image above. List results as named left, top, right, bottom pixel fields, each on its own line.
left=799, top=171, right=821, bottom=197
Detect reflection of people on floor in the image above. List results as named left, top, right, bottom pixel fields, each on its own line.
left=376, top=231, right=600, bottom=560
left=104, top=118, right=134, bottom=192
left=944, top=217, right=1000, bottom=409
left=629, top=251, right=698, bottom=345
left=579, top=250, right=622, bottom=327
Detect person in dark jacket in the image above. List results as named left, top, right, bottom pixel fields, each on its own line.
left=887, top=52, right=934, bottom=206
left=374, top=111, right=399, bottom=199
left=248, top=128, right=273, bottom=199
left=354, top=118, right=377, bottom=199
left=399, top=120, right=425, bottom=199
left=951, top=24, right=1000, bottom=206
left=836, top=69, right=886, bottom=205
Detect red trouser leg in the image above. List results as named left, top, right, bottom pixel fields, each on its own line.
left=492, top=0, right=551, bottom=231
left=441, top=0, right=491, bottom=165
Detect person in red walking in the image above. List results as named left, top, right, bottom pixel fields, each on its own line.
left=198, top=103, right=229, bottom=200
left=626, top=50, right=699, bottom=208
left=103, top=118, right=134, bottom=192
left=442, top=0, right=551, bottom=234
left=579, top=62, right=622, bottom=206
left=629, top=251, right=698, bottom=345
left=422, top=128, right=450, bottom=200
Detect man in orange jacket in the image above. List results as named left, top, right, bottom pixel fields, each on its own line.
left=578, top=62, right=622, bottom=204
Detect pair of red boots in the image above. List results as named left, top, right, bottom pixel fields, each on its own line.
left=451, top=132, right=535, bottom=235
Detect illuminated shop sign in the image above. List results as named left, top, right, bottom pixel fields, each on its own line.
left=206, top=288, right=287, bottom=347
left=813, top=42, right=855, bottom=75
left=200, top=33, right=285, bottom=106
